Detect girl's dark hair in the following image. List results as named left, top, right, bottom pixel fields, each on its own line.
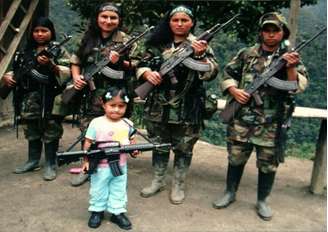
left=26, top=17, right=56, bottom=48
left=102, top=86, right=132, bottom=118
left=146, top=5, right=195, bottom=48
left=102, top=86, right=129, bottom=104
left=77, top=2, right=122, bottom=65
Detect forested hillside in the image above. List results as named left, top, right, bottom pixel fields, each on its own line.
left=49, top=0, right=326, bottom=159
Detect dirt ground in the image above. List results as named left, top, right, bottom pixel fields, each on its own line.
left=0, top=123, right=326, bottom=232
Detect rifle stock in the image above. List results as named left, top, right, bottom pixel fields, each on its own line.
left=62, top=86, right=79, bottom=104
left=0, top=85, right=13, bottom=99
left=219, top=100, right=242, bottom=123
left=134, top=81, right=155, bottom=100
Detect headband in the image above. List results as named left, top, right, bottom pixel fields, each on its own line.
left=170, top=6, right=193, bottom=18
left=99, top=4, right=120, bottom=15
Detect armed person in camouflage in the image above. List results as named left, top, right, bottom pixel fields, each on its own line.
left=1, top=17, right=71, bottom=181
left=69, top=2, right=137, bottom=187
left=137, top=5, right=218, bottom=204
left=212, top=12, right=308, bottom=220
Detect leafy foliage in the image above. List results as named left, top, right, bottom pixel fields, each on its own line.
left=66, top=0, right=317, bottom=43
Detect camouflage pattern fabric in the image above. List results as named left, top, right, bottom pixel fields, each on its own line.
left=221, top=43, right=308, bottom=168
left=70, top=30, right=137, bottom=117
left=146, top=120, right=200, bottom=156
left=23, top=119, right=63, bottom=143
left=20, top=47, right=71, bottom=119
left=136, top=33, right=219, bottom=125
left=16, top=45, right=70, bottom=142
left=228, top=141, right=278, bottom=173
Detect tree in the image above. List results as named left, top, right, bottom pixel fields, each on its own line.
left=66, top=0, right=317, bottom=42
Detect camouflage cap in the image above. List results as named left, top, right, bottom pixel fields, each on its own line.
left=259, top=12, right=290, bottom=38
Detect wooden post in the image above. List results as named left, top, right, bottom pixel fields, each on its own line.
left=288, top=0, right=301, bottom=47
left=310, top=119, right=327, bottom=194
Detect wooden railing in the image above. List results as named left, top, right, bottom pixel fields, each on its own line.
left=218, top=99, right=327, bottom=195
left=0, top=0, right=40, bottom=80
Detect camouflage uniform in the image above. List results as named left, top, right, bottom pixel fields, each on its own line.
left=19, top=48, right=71, bottom=142
left=213, top=12, right=309, bottom=221
left=70, top=30, right=136, bottom=128
left=137, top=34, right=218, bottom=203
left=69, top=30, right=136, bottom=187
left=11, top=45, right=71, bottom=180
left=221, top=42, right=308, bottom=172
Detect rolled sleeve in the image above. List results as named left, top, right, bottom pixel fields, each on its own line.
left=136, top=67, right=151, bottom=80
left=221, top=78, right=238, bottom=93
left=295, top=72, right=308, bottom=93
left=70, top=54, right=81, bottom=65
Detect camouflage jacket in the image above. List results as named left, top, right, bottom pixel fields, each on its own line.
left=221, top=43, right=309, bottom=146
left=136, top=34, right=219, bottom=125
left=70, top=30, right=137, bottom=116
left=11, top=45, right=71, bottom=120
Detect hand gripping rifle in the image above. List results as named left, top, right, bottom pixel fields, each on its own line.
left=219, top=27, right=326, bottom=124
left=134, top=14, right=240, bottom=100
left=56, top=142, right=171, bottom=176
left=0, top=34, right=72, bottom=99
left=61, top=26, right=154, bottom=104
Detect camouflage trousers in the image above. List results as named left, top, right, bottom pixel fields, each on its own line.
left=227, top=140, right=279, bottom=173
left=22, top=119, right=63, bottom=143
left=145, top=121, right=200, bottom=169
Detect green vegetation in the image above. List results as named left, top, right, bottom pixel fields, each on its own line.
left=50, top=0, right=326, bottom=160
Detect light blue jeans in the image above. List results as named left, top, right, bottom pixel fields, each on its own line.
left=89, top=165, right=127, bottom=215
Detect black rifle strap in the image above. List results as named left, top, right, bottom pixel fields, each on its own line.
left=122, top=118, right=153, bottom=143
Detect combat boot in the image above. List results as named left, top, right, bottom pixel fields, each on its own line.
left=43, top=140, right=58, bottom=181
left=170, top=166, right=188, bottom=204
left=170, top=153, right=192, bottom=204
left=212, top=164, right=245, bottom=209
left=14, top=140, right=42, bottom=174
left=256, top=170, right=276, bottom=221
left=140, top=151, right=169, bottom=198
left=140, top=166, right=167, bottom=197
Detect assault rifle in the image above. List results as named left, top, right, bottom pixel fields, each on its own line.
left=0, top=34, right=72, bottom=99
left=57, top=142, right=171, bottom=176
left=134, top=14, right=240, bottom=99
left=61, top=26, right=154, bottom=104
left=219, top=27, right=326, bottom=124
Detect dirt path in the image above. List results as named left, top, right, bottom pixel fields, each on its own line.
left=0, top=124, right=325, bottom=232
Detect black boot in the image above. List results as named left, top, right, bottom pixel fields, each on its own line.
left=88, top=211, right=104, bottom=228
left=110, top=213, right=132, bottom=230
left=43, top=140, right=59, bottom=181
left=212, top=164, right=245, bottom=209
left=14, top=140, right=42, bottom=174
left=256, top=170, right=276, bottom=221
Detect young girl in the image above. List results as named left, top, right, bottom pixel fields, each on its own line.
left=82, top=86, right=136, bottom=229
left=137, top=5, right=219, bottom=204
left=69, top=2, right=136, bottom=187
left=1, top=17, right=71, bottom=181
